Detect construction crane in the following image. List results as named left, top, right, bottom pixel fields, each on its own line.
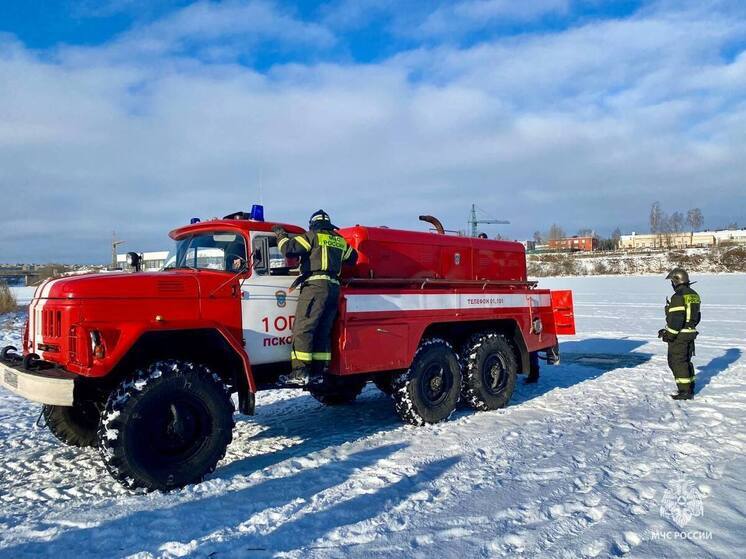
left=111, top=232, right=125, bottom=270
left=468, top=204, right=510, bottom=238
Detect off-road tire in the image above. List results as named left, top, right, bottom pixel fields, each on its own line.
left=98, top=360, right=234, bottom=491
left=392, top=338, right=462, bottom=425
left=460, top=332, right=518, bottom=411
left=43, top=402, right=100, bottom=448
left=308, top=375, right=367, bottom=405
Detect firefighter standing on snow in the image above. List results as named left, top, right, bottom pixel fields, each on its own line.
left=272, top=210, right=357, bottom=386
left=658, top=268, right=701, bottom=400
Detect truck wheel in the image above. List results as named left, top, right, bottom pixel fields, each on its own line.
left=308, top=375, right=366, bottom=405
left=373, top=375, right=395, bottom=396
left=460, top=332, right=518, bottom=411
left=43, top=402, right=100, bottom=448
left=98, top=360, right=234, bottom=491
left=392, top=339, right=462, bottom=425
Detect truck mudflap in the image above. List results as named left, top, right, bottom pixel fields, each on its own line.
left=0, top=350, right=75, bottom=406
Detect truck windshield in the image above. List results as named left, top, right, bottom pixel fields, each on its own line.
left=163, top=232, right=247, bottom=272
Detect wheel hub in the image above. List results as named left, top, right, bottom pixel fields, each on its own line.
left=421, top=363, right=451, bottom=405
left=144, top=395, right=209, bottom=461
left=484, top=355, right=507, bottom=395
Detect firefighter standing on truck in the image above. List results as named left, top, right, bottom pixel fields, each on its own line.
left=658, top=268, right=701, bottom=400
left=272, top=210, right=357, bottom=386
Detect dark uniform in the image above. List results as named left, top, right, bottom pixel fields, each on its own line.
left=658, top=268, right=701, bottom=400
left=273, top=210, right=357, bottom=385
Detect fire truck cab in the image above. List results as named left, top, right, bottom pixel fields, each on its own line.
left=0, top=209, right=575, bottom=491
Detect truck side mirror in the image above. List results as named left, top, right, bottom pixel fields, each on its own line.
left=252, top=238, right=269, bottom=275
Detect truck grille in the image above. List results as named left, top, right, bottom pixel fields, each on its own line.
left=37, top=309, right=63, bottom=339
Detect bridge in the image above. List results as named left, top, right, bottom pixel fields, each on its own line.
left=0, top=269, right=43, bottom=287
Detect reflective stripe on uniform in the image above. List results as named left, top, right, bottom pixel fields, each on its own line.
left=675, top=376, right=695, bottom=384
left=291, top=350, right=313, bottom=362
left=278, top=237, right=289, bottom=249
left=295, top=236, right=312, bottom=251
left=312, top=352, right=331, bottom=361
left=321, top=245, right=328, bottom=271
left=683, top=293, right=700, bottom=322
left=680, top=328, right=697, bottom=333
left=666, top=326, right=680, bottom=334
left=343, top=245, right=353, bottom=259
left=667, top=306, right=685, bottom=312
left=307, top=274, right=339, bottom=284
left=311, top=213, right=327, bottom=222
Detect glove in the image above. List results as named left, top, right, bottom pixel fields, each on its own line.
left=658, top=329, right=675, bottom=343
left=271, top=225, right=286, bottom=236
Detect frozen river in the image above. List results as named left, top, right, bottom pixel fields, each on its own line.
left=1, top=273, right=744, bottom=558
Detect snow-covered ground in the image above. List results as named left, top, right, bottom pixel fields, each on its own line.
left=1, top=275, right=744, bottom=558
left=9, top=286, right=36, bottom=306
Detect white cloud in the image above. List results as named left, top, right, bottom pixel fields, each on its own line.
left=72, top=0, right=335, bottom=63
left=418, top=0, right=570, bottom=37
left=1, top=1, right=745, bottom=262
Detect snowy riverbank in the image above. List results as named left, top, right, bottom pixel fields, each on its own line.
left=528, top=247, right=746, bottom=277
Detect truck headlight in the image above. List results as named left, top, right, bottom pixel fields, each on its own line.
left=90, top=330, right=106, bottom=359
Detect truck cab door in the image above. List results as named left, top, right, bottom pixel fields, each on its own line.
left=240, top=233, right=300, bottom=365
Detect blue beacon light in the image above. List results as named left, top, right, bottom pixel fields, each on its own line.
left=190, top=217, right=201, bottom=224
left=250, top=204, right=265, bottom=221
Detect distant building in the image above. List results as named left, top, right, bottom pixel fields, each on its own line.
left=547, top=236, right=598, bottom=252
left=520, top=240, right=537, bottom=251
left=620, top=229, right=746, bottom=250
left=713, top=229, right=746, bottom=245
left=116, top=251, right=169, bottom=271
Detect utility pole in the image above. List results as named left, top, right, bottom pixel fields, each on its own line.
left=468, top=203, right=510, bottom=237
left=111, top=232, right=125, bottom=270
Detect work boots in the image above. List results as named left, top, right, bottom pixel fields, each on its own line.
left=671, top=381, right=694, bottom=400
left=278, top=368, right=310, bottom=387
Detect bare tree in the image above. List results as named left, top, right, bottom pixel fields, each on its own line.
left=533, top=231, right=543, bottom=243
left=611, top=227, right=622, bottom=249
left=686, top=208, right=704, bottom=232
left=670, top=211, right=684, bottom=233
left=577, top=227, right=594, bottom=237
left=649, top=202, right=663, bottom=233
left=547, top=224, right=565, bottom=241
left=727, top=222, right=739, bottom=230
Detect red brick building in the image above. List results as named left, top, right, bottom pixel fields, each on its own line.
left=548, top=236, right=598, bottom=252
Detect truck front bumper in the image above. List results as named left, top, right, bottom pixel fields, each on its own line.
left=0, top=359, right=75, bottom=406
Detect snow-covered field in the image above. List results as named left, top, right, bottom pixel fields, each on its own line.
left=1, top=275, right=744, bottom=558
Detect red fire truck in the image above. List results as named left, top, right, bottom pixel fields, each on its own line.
left=0, top=210, right=575, bottom=491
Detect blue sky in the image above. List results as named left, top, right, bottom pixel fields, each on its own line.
left=1, top=0, right=745, bottom=262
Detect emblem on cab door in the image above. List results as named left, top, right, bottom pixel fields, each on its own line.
left=454, top=252, right=461, bottom=265
left=275, top=290, right=287, bottom=308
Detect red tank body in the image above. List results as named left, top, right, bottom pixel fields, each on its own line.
left=339, top=226, right=527, bottom=283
